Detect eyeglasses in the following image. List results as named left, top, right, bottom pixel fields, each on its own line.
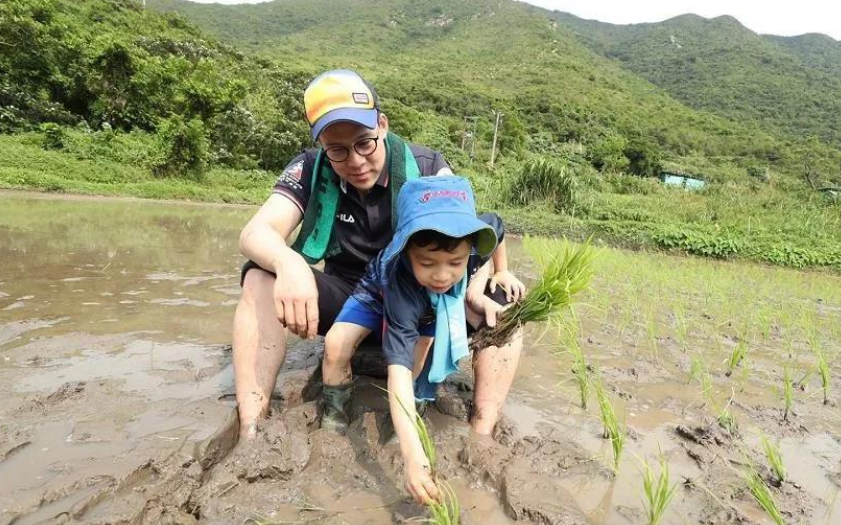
left=323, top=135, right=380, bottom=163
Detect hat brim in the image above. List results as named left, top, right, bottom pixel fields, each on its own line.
left=311, top=108, right=378, bottom=141
left=382, top=212, right=498, bottom=269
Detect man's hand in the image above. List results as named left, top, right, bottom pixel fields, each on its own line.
left=405, top=460, right=440, bottom=505
left=273, top=251, right=319, bottom=340
left=489, top=269, right=527, bottom=303
left=467, top=291, right=507, bottom=328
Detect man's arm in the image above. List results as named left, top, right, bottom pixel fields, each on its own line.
left=239, top=194, right=319, bottom=340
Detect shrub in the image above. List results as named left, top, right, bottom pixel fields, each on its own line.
left=153, top=115, right=209, bottom=179
left=40, top=123, right=67, bottom=150
left=503, top=156, right=579, bottom=213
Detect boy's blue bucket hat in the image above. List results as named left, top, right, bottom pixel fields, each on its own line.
left=381, top=175, right=497, bottom=267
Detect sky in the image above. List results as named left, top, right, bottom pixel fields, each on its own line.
left=181, top=0, right=841, bottom=40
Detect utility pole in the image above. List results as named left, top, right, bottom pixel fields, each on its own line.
left=489, top=110, right=503, bottom=168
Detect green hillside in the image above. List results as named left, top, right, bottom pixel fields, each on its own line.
left=550, top=12, right=841, bottom=149
left=1, top=0, right=839, bottom=270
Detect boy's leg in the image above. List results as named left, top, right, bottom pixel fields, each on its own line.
left=323, top=322, right=372, bottom=385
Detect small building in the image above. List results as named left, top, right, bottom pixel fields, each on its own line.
left=659, top=170, right=706, bottom=190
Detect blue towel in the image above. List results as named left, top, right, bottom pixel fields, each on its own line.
left=414, top=274, right=469, bottom=401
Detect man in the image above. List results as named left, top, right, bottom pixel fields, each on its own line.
left=233, top=69, right=523, bottom=440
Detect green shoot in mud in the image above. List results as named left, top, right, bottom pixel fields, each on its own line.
left=390, top=391, right=459, bottom=524
left=744, top=464, right=786, bottom=525
left=781, top=365, right=794, bottom=421
left=639, top=454, right=679, bottom=525
left=559, top=323, right=590, bottom=410
left=725, top=341, right=749, bottom=378
left=688, top=355, right=703, bottom=384
left=594, top=372, right=625, bottom=473
left=760, top=434, right=787, bottom=484
left=808, top=333, right=831, bottom=405
left=674, top=307, right=689, bottom=353
left=645, top=308, right=659, bottom=361
left=470, top=238, right=596, bottom=352
left=426, top=480, right=461, bottom=525
left=689, top=356, right=714, bottom=403
left=716, top=395, right=738, bottom=435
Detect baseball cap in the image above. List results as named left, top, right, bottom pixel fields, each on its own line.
left=381, top=176, right=498, bottom=268
left=304, top=69, right=380, bottom=141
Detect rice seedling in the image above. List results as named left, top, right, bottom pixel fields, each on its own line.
left=743, top=463, right=786, bottom=525
left=725, top=341, right=749, bottom=377
left=470, top=239, right=596, bottom=352
left=645, top=308, right=659, bottom=361
left=594, top=372, right=625, bottom=473
left=559, top=323, right=590, bottom=410
left=781, top=365, right=794, bottom=420
left=639, top=454, right=679, bottom=525
left=756, top=308, right=773, bottom=343
left=390, top=391, right=460, bottom=524
left=688, top=355, right=704, bottom=384
left=716, top=395, right=738, bottom=435
left=807, top=333, right=831, bottom=405
left=760, top=434, right=786, bottom=485
left=674, top=307, right=689, bottom=353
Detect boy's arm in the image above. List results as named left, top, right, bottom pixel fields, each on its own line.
left=382, top=281, right=441, bottom=504
left=387, top=365, right=440, bottom=504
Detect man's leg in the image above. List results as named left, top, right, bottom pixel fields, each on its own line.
left=233, top=268, right=287, bottom=440
left=471, top=330, right=523, bottom=435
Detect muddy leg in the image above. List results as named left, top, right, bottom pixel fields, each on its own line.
left=233, top=269, right=287, bottom=440
left=471, top=328, right=523, bottom=435
left=323, top=323, right=371, bottom=386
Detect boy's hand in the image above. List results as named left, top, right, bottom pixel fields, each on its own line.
left=405, top=460, right=440, bottom=505
left=489, top=270, right=526, bottom=303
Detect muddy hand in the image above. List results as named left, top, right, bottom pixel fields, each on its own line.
left=406, top=461, right=440, bottom=505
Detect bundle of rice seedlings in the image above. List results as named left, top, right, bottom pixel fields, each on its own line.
left=640, top=454, right=679, bottom=525
left=470, top=239, right=596, bottom=352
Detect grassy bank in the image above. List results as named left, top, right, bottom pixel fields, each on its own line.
left=2, top=131, right=839, bottom=272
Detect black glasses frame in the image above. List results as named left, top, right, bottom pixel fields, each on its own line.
left=323, top=135, right=380, bottom=163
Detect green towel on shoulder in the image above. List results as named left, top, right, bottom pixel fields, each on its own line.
left=291, top=131, right=421, bottom=264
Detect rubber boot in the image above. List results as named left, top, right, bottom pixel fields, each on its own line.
left=321, top=382, right=354, bottom=434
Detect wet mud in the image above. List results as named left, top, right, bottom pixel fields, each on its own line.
left=2, top=191, right=840, bottom=524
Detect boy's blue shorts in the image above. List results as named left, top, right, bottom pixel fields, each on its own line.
left=335, top=296, right=436, bottom=341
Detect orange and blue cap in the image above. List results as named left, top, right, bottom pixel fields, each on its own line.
left=304, top=69, right=379, bottom=141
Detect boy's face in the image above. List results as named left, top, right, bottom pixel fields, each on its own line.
left=406, top=240, right=472, bottom=294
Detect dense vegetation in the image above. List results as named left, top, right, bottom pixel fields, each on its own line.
left=1, top=0, right=839, bottom=270
left=549, top=12, right=841, bottom=151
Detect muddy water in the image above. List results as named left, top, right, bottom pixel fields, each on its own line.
left=1, top=191, right=840, bottom=525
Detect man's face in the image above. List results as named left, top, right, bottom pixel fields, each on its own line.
left=406, top=240, right=471, bottom=294
left=318, top=114, right=388, bottom=191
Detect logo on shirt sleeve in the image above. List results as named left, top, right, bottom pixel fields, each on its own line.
left=278, top=160, right=304, bottom=191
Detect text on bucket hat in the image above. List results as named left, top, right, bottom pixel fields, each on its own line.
left=304, top=69, right=380, bottom=141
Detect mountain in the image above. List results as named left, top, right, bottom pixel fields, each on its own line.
left=549, top=12, right=841, bottom=149
left=147, top=0, right=841, bottom=182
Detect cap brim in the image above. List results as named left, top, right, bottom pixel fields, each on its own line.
left=311, top=108, right=378, bottom=141
left=382, top=212, right=498, bottom=269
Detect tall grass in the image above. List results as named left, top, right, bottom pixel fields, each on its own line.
left=639, top=454, right=679, bottom=525
left=807, top=332, right=831, bottom=405
left=502, top=156, right=579, bottom=213
left=594, top=372, right=625, bottom=473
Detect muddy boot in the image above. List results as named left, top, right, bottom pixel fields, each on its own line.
left=321, top=382, right=354, bottom=434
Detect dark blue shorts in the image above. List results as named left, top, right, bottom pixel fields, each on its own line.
left=335, top=296, right=436, bottom=341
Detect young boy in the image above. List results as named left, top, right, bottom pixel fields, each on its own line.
left=320, top=175, right=525, bottom=504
